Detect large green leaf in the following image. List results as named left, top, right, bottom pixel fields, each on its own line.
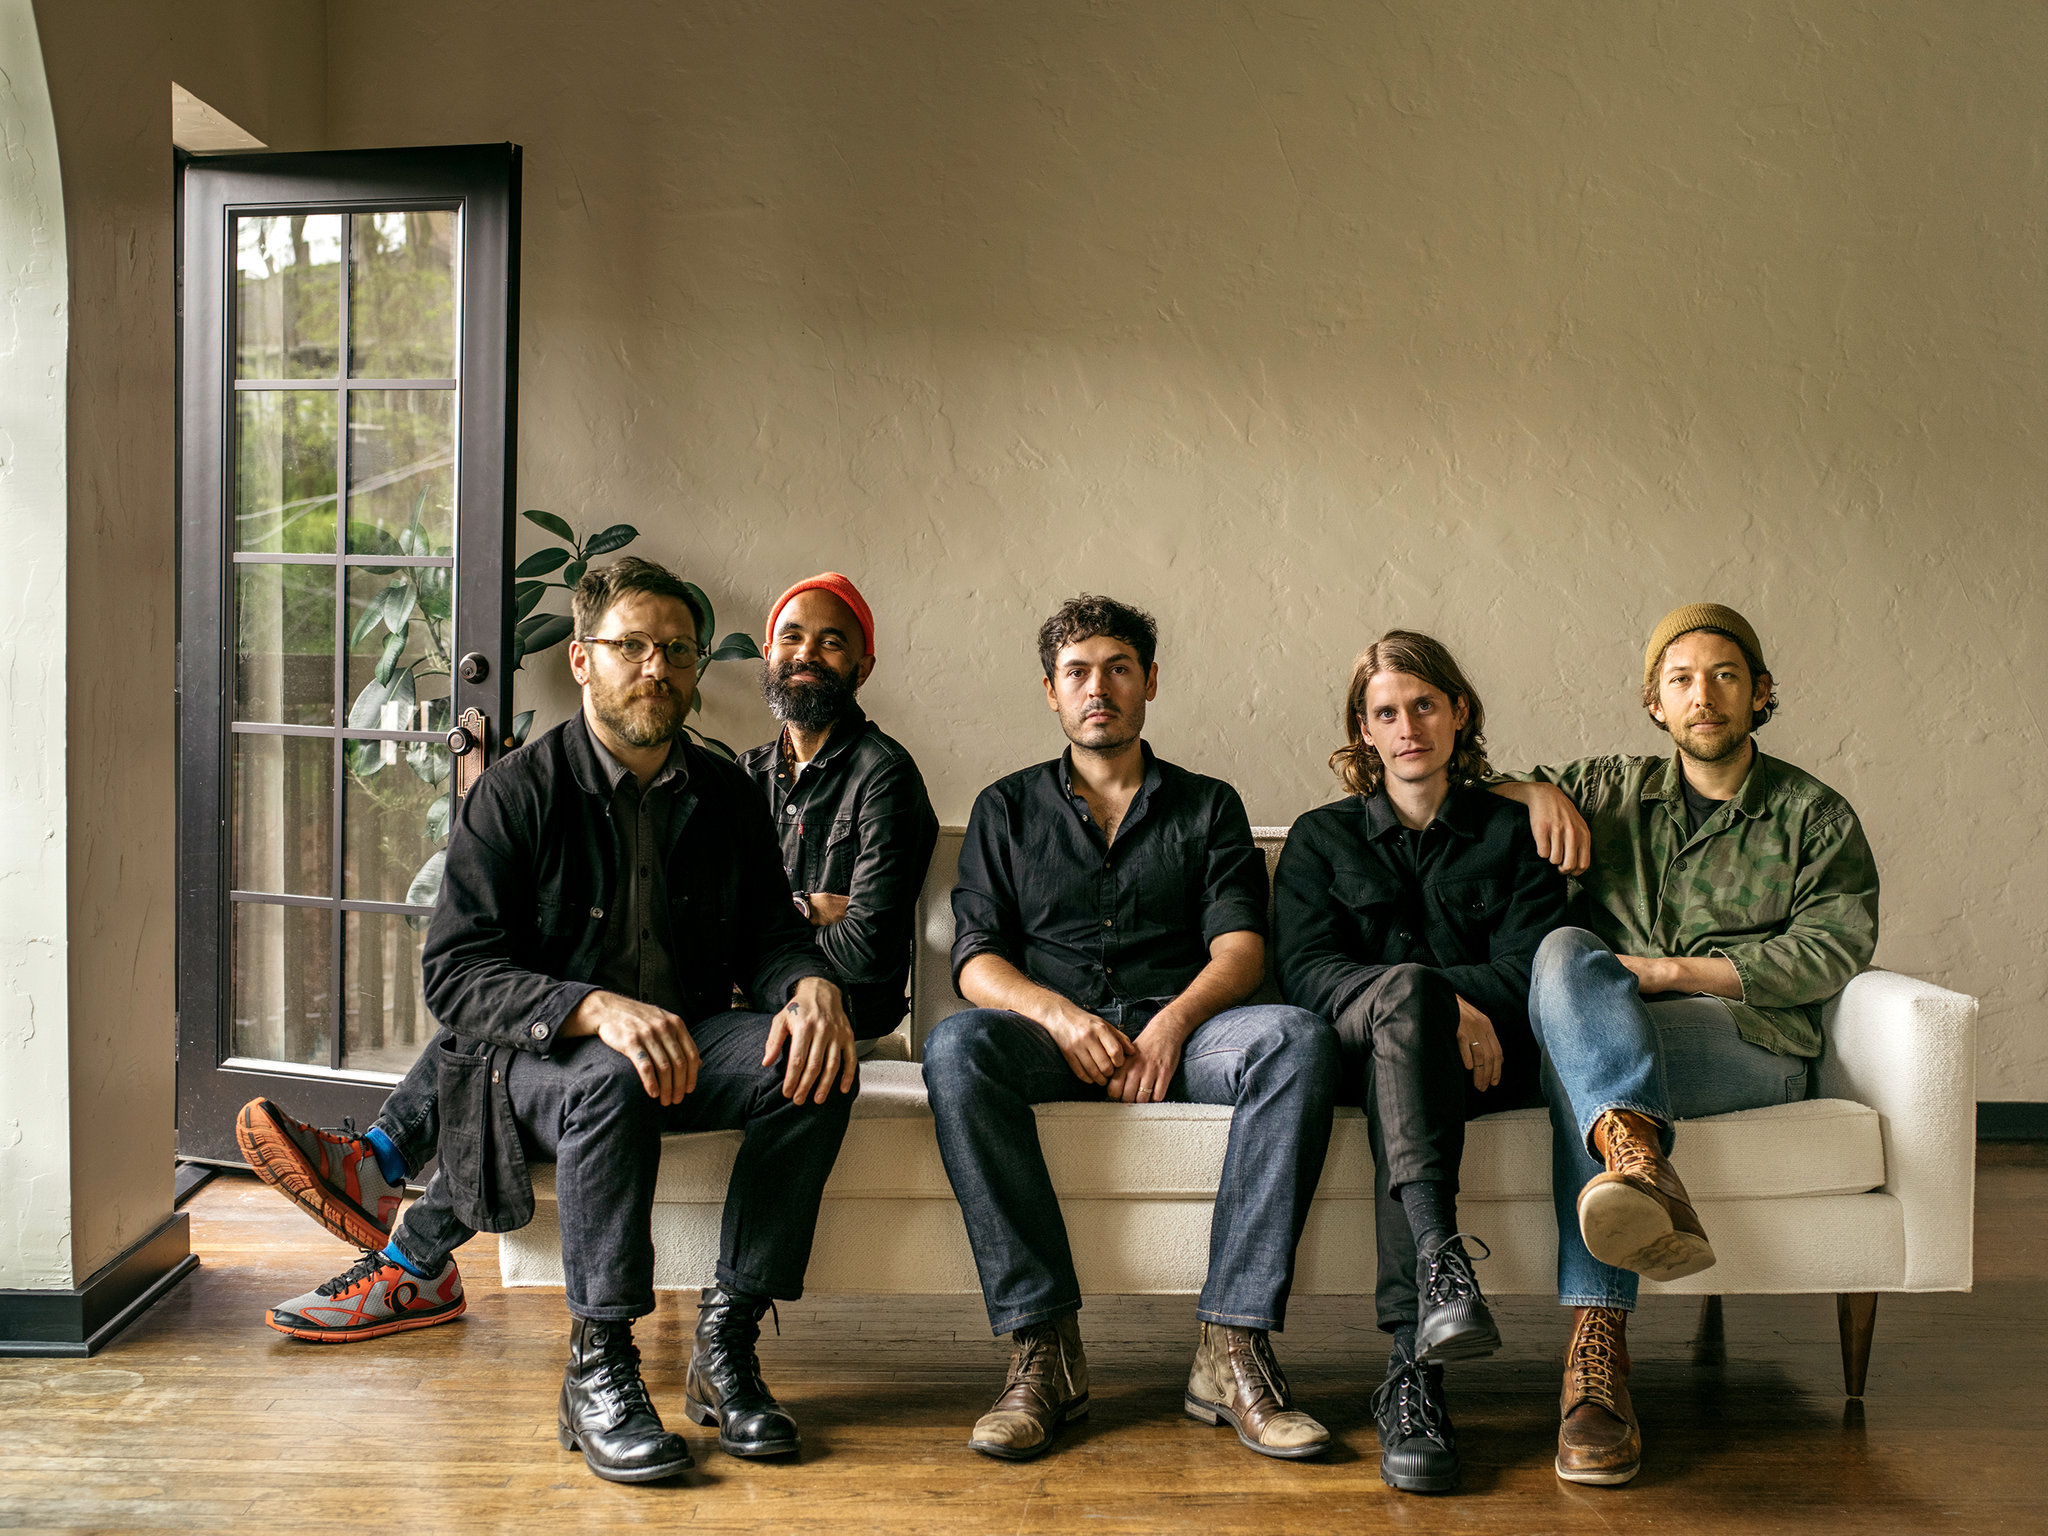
left=709, top=630, right=762, bottom=662
left=348, top=593, right=388, bottom=649
left=515, top=612, right=574, bottom=655
left=515, top=581, right=546, bottom=620
left=562, top=559, right=587, bottom=588
left=382, top=576, right=417, bottom=633
left=511, top=710, right=535, bottom=746
left=425, top=793, right=452, bottom=843
left=414, top=566, right=452, bottom=622
left=406, top=736, right=451, bottom=785
left=373, top=627, right=406, bottom=686
left=522, top=508, right=575, bottom=543
left=678, top=581, right=717, bottom=652
left=405, top=849, right=447, bottom=910
left=347, top=660, right=418, bottom=730
left=581, top=523, right=639, bottom=557
left=686, top=725, right=736, bottom=761
left=514, top=546, right=571, bottom=578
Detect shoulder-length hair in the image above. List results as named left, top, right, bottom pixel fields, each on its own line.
left=1328, top=630, right=1493, bottom=797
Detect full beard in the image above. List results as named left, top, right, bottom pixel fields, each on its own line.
left=762, top=661, right=858, bottom=731
left=1674, top=713, right=1753, bottom=764
left=591, top=673, right=687, bottom=748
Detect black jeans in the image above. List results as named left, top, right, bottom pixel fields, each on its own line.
left=922, top=1002, right=1338, bottom=1336
left=1330, top=964, right=1541, bottom=1333
left=389, top=1012, right=855, bottom=1320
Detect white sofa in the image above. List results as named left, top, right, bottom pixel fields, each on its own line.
left=500, top=828, right=1978, bottom=1395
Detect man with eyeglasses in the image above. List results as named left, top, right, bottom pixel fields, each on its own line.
left=236, top=556, right=858, bottom=1483
left=738, top=574, right=938, bottom=1050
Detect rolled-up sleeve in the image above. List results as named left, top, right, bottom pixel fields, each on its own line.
left=1712, top=806, right=1880, bottom=1010
left=1198, top=787, right=1268, bottom=946
left=949, top=786, right=1023, bottom=992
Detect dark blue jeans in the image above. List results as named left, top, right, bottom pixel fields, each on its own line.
left=1529, top=928, right=1813, bottom=1311
left=922, top=1003, right=1338, bottom=1336
left=390, top=1012, right=855, bottom=1320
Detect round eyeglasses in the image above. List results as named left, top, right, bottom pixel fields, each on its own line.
left=579, top=633, right=704, bottom=668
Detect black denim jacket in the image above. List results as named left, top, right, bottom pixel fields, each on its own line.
left=738, top=706, right=939, bottom=1038
left=950, top=746, right=1268, bottom=1014
left=1273, top=785, right=1567, bottom=1033
left=418, top=712, right=830, bottom=1231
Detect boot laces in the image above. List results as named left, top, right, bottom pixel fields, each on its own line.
left=1228, top=1328, right=1289, bottom=1409
left=1606, top=1115, right=1663, bottom=1183
left=589, top=1330, right=657, bottom=1419
left=1420, top=1233, right=1491, bottom=1306
left=1371, top=1357, right=1450, bottom=1447
left=1571, top=1310, right=1626, bottom=1409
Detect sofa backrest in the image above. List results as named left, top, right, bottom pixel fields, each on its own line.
left=907, top=825, right=1291, bottom=1057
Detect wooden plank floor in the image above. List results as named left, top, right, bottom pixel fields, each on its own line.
left=4, top=1145, right=2044, bottom=1533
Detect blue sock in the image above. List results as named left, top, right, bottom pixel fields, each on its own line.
left=363, top=1125, right=408, bottom=1185
left=380, top=1240, right=433, bottom=1278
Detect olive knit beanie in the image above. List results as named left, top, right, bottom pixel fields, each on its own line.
left=1643, top=603, right=1766, bottom=688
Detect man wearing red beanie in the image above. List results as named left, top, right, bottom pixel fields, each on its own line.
left=739, top=574, right=938, bottom=1045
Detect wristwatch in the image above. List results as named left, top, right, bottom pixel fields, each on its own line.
left=792, top=891, right=812, bottom=921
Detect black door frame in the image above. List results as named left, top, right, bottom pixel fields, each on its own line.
left=176, top=144, right=520, bottom=1161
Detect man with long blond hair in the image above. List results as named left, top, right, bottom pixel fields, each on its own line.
left=1275, top=630, right=1566, bottom=1494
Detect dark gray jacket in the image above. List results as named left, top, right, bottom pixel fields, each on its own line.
left=419, top=712, right=830, bottom=1231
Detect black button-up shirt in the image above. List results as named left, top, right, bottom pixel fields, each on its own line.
left=1273, top=785, right=1567, bottom=1033
left=738, top=704, right=939, bottom=1039
left=587, top=734, right=688, bottom=1016
left=949, top=745, right=1268, bottom=1016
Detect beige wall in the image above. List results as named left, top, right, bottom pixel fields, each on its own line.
left=30, top=0, right=325, bottom=1281
left=327, top=0, right=2046, bottom=1098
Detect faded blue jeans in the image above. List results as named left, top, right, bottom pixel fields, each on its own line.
left=923, top=1002, right=1338, bottom=1335
left=1529, top=928, right=1812, bottom=1311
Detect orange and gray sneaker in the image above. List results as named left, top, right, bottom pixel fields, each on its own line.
left=236, top=1097, right=403, bottom=1251
left=266, top=1251, right=465, bottom=1343
left=1577, top=1108, right=1717, bottom=1282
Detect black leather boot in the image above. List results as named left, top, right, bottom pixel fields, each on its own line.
left=557, top=1317, right=694, bottom=1483
left=1371, top=1344, right=1460, bottom=1494
left=683, top=1286, right=801, bottom=1458
left=1415, top=1234, right=1501, bottom=1363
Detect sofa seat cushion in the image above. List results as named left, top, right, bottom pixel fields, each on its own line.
left=526, top=1059, right=1884, bottom=1206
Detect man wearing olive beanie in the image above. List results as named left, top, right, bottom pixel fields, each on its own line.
left=1489, top=603, right=1879, bottom=1488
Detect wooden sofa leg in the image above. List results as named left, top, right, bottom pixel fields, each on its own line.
left=1837, top=1292, right=1878, bottom=1398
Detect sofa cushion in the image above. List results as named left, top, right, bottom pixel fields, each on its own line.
left=530, top=1059, right=1885, bottom=1206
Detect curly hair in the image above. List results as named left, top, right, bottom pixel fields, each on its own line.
left=1036, top=594, right=1158, bottom=680
left=1640, top=628, right=1779, bottom=732
left=1329, top=630, right=1493, bottom=797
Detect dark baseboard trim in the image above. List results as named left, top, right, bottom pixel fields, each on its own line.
left=1978, top=1102, right=2048, bottom=1140
left=173, top=1160, right=219, bottom=1208
left=0, top=1211, right=198, bottom=1357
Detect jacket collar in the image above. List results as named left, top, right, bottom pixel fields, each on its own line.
left=1642, top=745, right=1774, bottom=821
left=1358, top=782, right=1489, bottom=840
left=563, top=709, right=691, bottom=797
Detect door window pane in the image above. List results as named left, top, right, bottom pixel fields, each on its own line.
left=349, top=211, right=458, bottom=380
left=342, top=911, right=435, bottom=1075
left=236, top=391, right=339, bottom=554
left=235, top=563, right=336, bottom=725
left=344, top=737, right=451, bottom=904
left=231, top=901, right=333, bottom=1065
left=345, top=565, right=453, bottom=738
left=346, top=389, right=455, bottom=555
left=232, top=734, right=336, bottom=896
left=236, top=213, right=342, bottom=379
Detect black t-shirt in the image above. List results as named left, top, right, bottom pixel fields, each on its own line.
left=1681, top=777, right=1728, bottom=836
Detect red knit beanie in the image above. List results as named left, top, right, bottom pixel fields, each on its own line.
left=765, top=572, right=875, bottom=657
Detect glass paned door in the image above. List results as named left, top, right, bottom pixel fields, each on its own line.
left=179, top=147, right=520, bottom=1162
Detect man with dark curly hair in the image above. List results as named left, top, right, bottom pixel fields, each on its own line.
left=1274, top=630, right=1567, bottom=1493
left=1489, top=603, right=1880, bottom=1487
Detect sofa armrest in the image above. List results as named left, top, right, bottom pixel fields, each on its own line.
left=1816, top=969, right=1978, bottom=1291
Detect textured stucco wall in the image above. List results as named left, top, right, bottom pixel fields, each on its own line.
left=29, top=0, right=325, bottom=1280
left=326, top=0, right=2048, bottom=1101
left=0, top=0, right=72, bottom=1288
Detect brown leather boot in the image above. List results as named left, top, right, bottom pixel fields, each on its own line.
left=967, top=1311, right=1089, bottom=1460
left=1183, top=1322, right=1330, bottom=1460
left=1556, top=1306, right=1641, bottom=1485
left=1578, top=1109, right=1717, bottom=1281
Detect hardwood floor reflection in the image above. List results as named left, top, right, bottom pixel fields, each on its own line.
left=2, top=1144, right=2043, bottom=1533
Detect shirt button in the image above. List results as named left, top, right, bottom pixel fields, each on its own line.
left=529, top=1022, right=548, bottom=1039
left=590, top=906, right=604, bottom=919
left=1103, top=919, right=1114, bottom=928
left=1675, top=858, right=1689, bottom=871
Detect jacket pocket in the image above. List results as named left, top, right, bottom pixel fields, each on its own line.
left=432, top=1037, right=491, bottom=1212
left=818, top=813, right=858, bottom=891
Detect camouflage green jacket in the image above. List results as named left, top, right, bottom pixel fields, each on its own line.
left=1505, top=751, right=1879, bottom=1057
